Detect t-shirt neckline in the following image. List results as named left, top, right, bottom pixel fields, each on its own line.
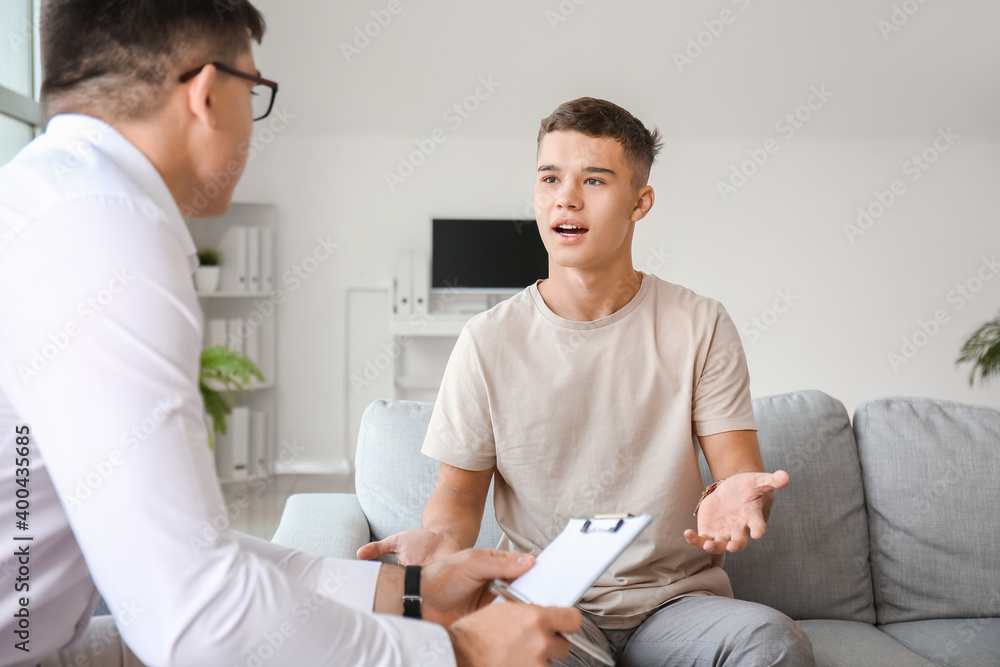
left=528, top=272, right=652, bottom=330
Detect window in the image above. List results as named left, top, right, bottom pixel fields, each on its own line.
left=0, top=0, right=42, bottom=164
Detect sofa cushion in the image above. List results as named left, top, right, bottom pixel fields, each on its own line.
left=355, top=400, right=503, bottom=555
left=854, top=397, right=1000, bottom=624
left=879, top=619, right=1000, bottom=667
left=796, top=619, right=939, bottom=667
left=700, top=390, right=876, bottom=623
left=271, top=493, right=370, bottom=560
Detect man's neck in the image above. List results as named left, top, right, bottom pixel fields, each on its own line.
left=537, top=264, right=643, bottom=322
left=113, top=115, right=193, bottom=214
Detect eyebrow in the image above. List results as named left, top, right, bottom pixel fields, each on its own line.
left=537, top=165, right=617, bottom=176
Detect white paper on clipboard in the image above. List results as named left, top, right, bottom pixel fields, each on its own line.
left=507, top=513, right=654, bottom=607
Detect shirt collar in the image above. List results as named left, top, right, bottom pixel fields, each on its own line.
left=45, top=114, right=200, bottom=274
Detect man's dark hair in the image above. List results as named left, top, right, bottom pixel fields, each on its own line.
left=537, top=97, right=663, bottom=190
left=40, top=0, right=265, bottom=122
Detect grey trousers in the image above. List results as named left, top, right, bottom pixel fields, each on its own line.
left=558, top=596, right=816, bottom=667
left=36, top=616, right=146, bottom=667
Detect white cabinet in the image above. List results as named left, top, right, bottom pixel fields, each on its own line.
left=185, top=203, right=278, bottom=484
left=388, top=250, right=513, bottom=400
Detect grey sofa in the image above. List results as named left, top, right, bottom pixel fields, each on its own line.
left=271, top=390, right=1000, bottom=666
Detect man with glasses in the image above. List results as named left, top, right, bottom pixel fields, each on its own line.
left=0, top=2, right=578, bottom=666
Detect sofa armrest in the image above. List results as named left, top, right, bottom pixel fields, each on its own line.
left=271, top=493, right=371, bottom=560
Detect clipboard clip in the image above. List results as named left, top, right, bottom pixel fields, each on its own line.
left=580, top=513, right=633, bottom=534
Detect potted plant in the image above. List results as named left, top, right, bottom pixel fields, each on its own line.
left=956, top=312, right=1000, bottom=387
left=199, top=345, right=264, bottom=449
left=194, top=248, right=222, bottom=294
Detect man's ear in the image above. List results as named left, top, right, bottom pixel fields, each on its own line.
left=185, top=64, right=219, bottom=129
left=630, top=185, right=655, bottom=223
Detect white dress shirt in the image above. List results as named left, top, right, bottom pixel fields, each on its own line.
left=0, top=114, right=455, bottom=667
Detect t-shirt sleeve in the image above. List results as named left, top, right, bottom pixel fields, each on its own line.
left=691, top=302, right=758, bottom=436
left=421, top=323, right=497, bottom=471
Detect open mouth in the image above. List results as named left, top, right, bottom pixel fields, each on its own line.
left=554, top=223, right=588, bottom=239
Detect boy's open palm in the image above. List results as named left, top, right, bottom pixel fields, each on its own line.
left=683, top=470, right=789, bottom=554
left=357, top=528, right=462, bottom=565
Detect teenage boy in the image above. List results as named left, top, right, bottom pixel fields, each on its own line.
left=360, top=98, right=815, bottom=666
left=0, top=2, right=579, bottom=666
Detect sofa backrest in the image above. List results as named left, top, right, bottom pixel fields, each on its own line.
left=853, top=396, right=1000, bottom=625
left=698, top=390, right=876, bottom=623
left=354, top=400, right=504, bottom=556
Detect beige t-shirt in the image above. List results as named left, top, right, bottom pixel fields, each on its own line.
left=421, top=272, right=758, bottom=629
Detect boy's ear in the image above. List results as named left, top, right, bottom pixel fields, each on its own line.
left=631, top=185, right=655, bottom=222
left=185, top=65, right=219, bottom=129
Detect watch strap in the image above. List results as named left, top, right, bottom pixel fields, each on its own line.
left=403, top=565, right=422, bottom=619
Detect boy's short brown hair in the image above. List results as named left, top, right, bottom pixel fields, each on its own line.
left=40, top=0, right=266, bottom=123
left=537, top=97, right=663, bottom=190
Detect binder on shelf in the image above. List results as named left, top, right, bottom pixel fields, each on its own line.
left=411, top=248, right=429, bottom=316
left=257, top=315, right=274, bottom=381
left=244, top=322, right=259, bottom=370
left=228, top=317, right=245, bottom=354
left=227, top=406, right=250, bottom=481
left=214, top=428, right=231, bottom=479
left=246, top=225, right=260, bottom=293
left=260, top=227, right=274, bottom=292
left=207, top=318, right=228, bottom=348
left=250, top=410, right=266, bottom=476
left=393, top=250, right=413, bottom=317
left=218, top=225, right=249, bottom=292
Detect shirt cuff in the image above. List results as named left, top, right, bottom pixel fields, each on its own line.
left=375, top=615, right=458, bottom=667
left=317, top=558, right=382, bottom=613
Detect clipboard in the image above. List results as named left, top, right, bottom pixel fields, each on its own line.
left=490, top=513, right=655, bottom=666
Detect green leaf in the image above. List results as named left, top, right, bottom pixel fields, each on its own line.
left=198, top=345, right=265, bottom=448
left=956, top=314, right=1000, bottom=387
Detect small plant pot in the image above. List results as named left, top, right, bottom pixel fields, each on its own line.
left=194, top=266, right=221, bottom=294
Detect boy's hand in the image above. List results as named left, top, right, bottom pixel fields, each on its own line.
left=448, top=602, right=580, bottom=667
left=358, top=528, right=462, bottom=565
left=683, top=470, right=789, bottom=554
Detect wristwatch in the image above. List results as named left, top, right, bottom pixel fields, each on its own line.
left=403, top=565, right=422, bottom=619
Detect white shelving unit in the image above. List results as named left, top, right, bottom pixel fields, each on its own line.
left=186, top=203, right=278, bottom=485
left=389, top=250, right=511, bottom=400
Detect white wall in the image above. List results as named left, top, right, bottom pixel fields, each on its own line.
left=233, top=0, right=1000, bottom=469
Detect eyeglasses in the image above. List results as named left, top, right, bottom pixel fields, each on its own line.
left=178, top=62, right=279, bottom=121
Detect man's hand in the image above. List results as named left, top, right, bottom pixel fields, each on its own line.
left=683, top=470, right=789, bottom=554
left=448, top=602, right=580, bottom=667
left=421, top=548, right=534, bottom=625
left=357, top=528, right=462, bottom=565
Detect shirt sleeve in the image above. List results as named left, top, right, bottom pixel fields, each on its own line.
left=421, top=322, right=497, bottom=471
left=691, top=302, right=758, bottom=436
left=0, top=199, right=456, bottom=667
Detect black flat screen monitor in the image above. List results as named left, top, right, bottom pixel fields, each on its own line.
left=431, top=219, right=548, bottom=292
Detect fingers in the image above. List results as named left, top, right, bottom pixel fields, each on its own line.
left=356, top=538, right=393, bottom=561
left=444, top=548, right=536, bottom=586
left=546, top=633, right=572, bottom=663
left=528, top=607, right=580, bottom=664
left=683, top=529, right=725, bottom=553
left=684, top=528, right=748, bottom=554
left=747, top=514, right=768, bottom=540
left=770, top=469, right=790, bottom=489
left=478, top=549, right=536, bottom=581
left=542, top=605, right=583, bottom=636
